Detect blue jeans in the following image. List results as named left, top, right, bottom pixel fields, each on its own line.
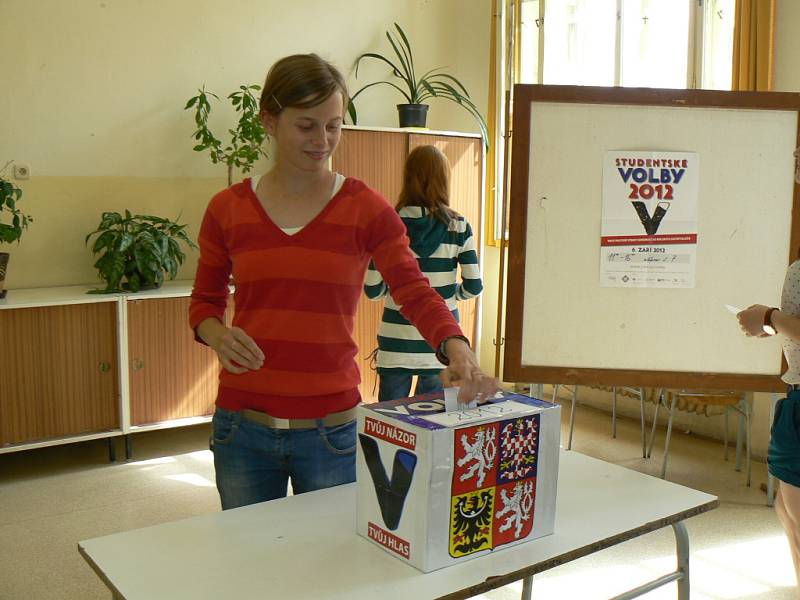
left=378, top=372, right=442, bottom=402
left=211, top=407, right=356, bottom=510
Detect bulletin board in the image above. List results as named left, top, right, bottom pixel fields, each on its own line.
left=503, top=85, right=800, bottom=392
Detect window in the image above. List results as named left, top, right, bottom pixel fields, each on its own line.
left=519, top=0, right=734, bottom=88
left=493, top=0, right=735, bottom=242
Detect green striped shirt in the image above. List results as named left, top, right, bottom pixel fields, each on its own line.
left=364, top=207, right=482, bottom=373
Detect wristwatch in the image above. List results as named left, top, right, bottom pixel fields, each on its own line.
left=763, top=307, right=779, bottom=336
left=436, top=335, right=470, bottom=366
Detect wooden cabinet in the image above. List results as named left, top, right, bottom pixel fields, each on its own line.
left=127, top=297, right=219, bottom=426
left=0, top=127, right=483, bottom=454
left=333, top=127, right=484, bottom=402
left=0, top=302, right=119, bottom=446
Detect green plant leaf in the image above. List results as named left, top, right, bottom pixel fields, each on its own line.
left=91, top=230, right=116, bottom=253
left=392, top=23, right=416, bottom=83
left=385, top=30, right=414, bottom=90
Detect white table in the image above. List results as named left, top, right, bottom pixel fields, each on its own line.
left=79, top=451, right=717, bottom=600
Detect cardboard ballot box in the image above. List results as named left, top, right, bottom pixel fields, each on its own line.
left=356, top=392, right=561, bottom=572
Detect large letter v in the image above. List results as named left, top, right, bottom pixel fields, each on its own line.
left=359, top=434, right=418, bottom=531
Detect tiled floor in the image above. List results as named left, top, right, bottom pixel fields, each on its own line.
left=0, top=400, right=795, bottom=599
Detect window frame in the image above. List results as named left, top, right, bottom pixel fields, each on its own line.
left=489, top=0, right=728, bottom=244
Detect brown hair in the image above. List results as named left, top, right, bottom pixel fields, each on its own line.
left=396, top=145, right=456, bottom=224
left=259, top=54, right=349, bottom=116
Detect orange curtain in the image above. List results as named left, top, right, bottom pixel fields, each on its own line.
left=731, top=0, right=776, bottom=91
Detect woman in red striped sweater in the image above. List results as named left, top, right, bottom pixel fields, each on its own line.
left=190, top=54, right=497, bottom=510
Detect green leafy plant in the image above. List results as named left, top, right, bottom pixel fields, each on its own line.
left=0, top=164, right=32, bottom=244
left=85, top=211, right=197, bottom=294
left=185, top=84, right=267, bottom=186
left=349, top=22, right=489, bottom=148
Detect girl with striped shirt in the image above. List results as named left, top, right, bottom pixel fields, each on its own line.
left=365, top=145, right=484, bottom=401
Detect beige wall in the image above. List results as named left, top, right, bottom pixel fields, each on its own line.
left=1, top=0, right=490, bottom=288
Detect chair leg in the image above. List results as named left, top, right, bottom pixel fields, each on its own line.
left=660, top=391, right=678, bottom=479
left=567, top=386, right=577, bottom=451
left=552, top=384, right=559, bottom=404
left=639, top=387, right=646, bottom=458
left=745, top=398, right=752, bottom=487
left=647, top=389, right=663, bottom=459
left=735, top=407, right=744, bottom=472
left=724, top=408, right=729, bottom=461
left=612, top=387, right=617, bottom=439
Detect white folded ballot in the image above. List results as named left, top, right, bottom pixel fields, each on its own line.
left=356, top=391, right=561, bottom=572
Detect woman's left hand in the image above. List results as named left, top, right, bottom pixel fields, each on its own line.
left=737, top=304, right=770, bottom=337
left=439, top=338, right=499, bottom=405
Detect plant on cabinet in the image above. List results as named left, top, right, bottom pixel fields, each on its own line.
left=348, top=22, right=489, bottom=148
left=0, top=163, right=33, bottom=299
left=85, top=211, right=197, bottom=294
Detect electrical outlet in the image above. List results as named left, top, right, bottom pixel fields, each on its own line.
left=13, top=164, right=30, bottom=180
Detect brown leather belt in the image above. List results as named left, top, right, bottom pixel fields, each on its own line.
left=241, top=406, right=358, bottom=430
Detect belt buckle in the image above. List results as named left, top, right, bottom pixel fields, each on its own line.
left=272, top=417, right=291, bottom=429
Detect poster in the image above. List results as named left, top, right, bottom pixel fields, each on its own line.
left=600, top=151, right=699, bottom=288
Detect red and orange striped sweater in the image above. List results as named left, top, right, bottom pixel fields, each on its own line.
left=189, top=177, right=464, bottom=418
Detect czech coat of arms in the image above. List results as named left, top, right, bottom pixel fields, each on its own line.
left=449, top=414, right=539, bottom=557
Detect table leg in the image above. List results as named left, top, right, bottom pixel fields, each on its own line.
left=608, top=521, right=690, bottom=600
left=520, top=576, right=533, bottom=600
left=673, top=521, right=690, bottom=600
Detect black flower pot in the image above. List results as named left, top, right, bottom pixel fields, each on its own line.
left=397, top=104, right=429, bottom=128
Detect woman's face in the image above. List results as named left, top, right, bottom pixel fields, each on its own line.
left=262, top=92, right=343, bottom=174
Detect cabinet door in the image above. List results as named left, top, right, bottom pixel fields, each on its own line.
left=0, top=303, right=119, bottom=446
left=333, top=131, right=408, bottom=402
left=409, top=134, right=483, bottom=348
left=127, top=297, right=221, bottom=426
left=334, top=130, right=484, bottom=402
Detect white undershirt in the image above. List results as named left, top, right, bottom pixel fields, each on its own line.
left=251, top=173, right=345, bottom=235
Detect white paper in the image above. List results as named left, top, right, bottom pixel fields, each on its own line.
left=725, top=304, right=743, bottom=315
left=443, top=386, right=477, bottom=412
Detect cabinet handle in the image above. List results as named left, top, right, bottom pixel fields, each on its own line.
left=98, top=361, right=112, bottom=373
left=131, top=358, right=145, bottom=371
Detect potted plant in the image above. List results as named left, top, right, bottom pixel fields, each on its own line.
left=185, top=84, right=267, bottom=186
left=85, top=211, right=197, bottom=294
left=0, top=163, right=33, bottom=299
left=348, top=23, right=489, bottom=148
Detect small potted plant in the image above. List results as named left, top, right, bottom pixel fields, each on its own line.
left=85, top=211, right=197, bottom=294
left=348, top=22, right=489, bottom=148
left=0, top=163, right=33, bottom=299
left=185, top=84, right=267, bottom=186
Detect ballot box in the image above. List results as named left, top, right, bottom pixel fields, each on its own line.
left=355, top=391, right=561, bottom=572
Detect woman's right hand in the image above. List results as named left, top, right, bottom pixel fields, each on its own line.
left=212, top=326, right=265, bottom=374
left=197, top=318, right=265, bottom=374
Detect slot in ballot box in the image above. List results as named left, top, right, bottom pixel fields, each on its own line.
left=356, top=392, right=561, bottom=572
